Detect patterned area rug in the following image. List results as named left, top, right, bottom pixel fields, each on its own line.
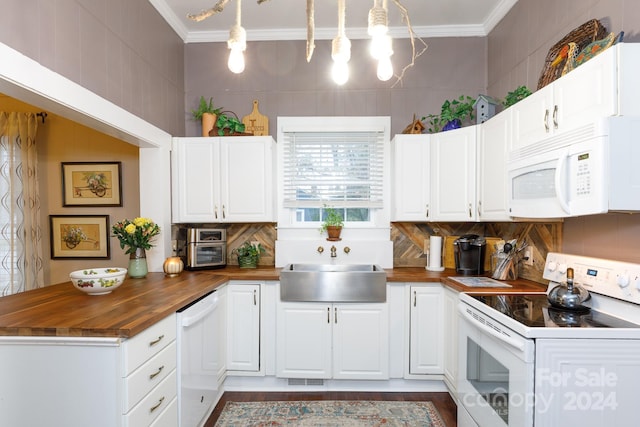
left=214, top=400, right=447, bottom=426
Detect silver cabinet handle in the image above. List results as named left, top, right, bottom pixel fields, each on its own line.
left=553, top=105, right=558, bottom=129
left=149, top=335, right=164, bottom=347
left=327, top=307, right=330, bottom=323
left=222, top=204, right=226, bottom=219
left=413, top=290, right=417, bottom=307
left=544, top=109, right=549, bottom=132
left=214, top=205, right=218, bottom=219
left=468, top=203, right=472, bottom=218
left=253, top=289, right=257, bottom=305
left=149, top=365, right=164, bottom=380
left=425, top=204, right=429, bottom=218
left=150, top=396, right=165, bottom=413
left=334, top=307, right=338, bottom=324
left=477, top=201, right=482, bottom=217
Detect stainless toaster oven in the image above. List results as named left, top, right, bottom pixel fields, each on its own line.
left=185, top=228, right=226, bottom=269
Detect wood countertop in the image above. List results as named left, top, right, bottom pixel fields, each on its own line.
left=0, top=266, right=546, bottom=338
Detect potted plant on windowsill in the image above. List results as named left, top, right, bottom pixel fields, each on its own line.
left=423, top=95, right=476, bottom=133
left=320, top=206, right=344, bottom=241
left=232, top=241, right=265, bottom=268
left=192, top=96, right=222, bottom=137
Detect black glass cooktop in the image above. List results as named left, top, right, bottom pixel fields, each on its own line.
left=471, top=294, right=640, bottom=328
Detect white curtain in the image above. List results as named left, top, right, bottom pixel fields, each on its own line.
left=0, top=112, right=43, bottom=295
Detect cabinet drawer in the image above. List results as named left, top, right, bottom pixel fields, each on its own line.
left=123, top=370, right=177, bottom=427
left=122, top=341, right=177, bottom=412
left=149, top=396, right=178, bottom=427
left=122, top=314, right=176, bottom=375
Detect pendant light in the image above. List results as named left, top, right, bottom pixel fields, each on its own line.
left=227, top=0, right=246, bottom=74
left=331, top=0, right=350, bottom=85
left=368, top=0, right=393, bottom=81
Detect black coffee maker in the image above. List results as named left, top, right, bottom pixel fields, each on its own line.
left=453, top=234, right=486, bottom=275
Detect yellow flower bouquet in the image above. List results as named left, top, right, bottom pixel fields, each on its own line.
left=111, top=217, right=160, bottom=255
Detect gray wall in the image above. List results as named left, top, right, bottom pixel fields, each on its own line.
left=0, top=0, right=185, bottom=136
left=184, top=37, right=487, bottom=136
left=487, top=0, right=640, bottom=263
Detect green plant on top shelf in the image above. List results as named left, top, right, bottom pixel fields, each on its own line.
left=502, top=85, right=532, bottom=108
left=422, top=95, right=475, bottom=133
left=191, top=96, right=222, bottom=121
left=215, top=113, right=246, bottom=135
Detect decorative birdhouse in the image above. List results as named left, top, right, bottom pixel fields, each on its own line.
left=473, top=95, right=499, bottom=124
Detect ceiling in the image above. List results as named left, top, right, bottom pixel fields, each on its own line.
left=149, top=0, right=518, bottom=43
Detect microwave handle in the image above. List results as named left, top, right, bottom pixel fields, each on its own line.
left=554, top=150, right=571, bottom=215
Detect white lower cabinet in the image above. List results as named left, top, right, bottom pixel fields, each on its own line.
left=0, top=314, right=177, bottom=427
left=276, top=301, right=389, bottom=380
left=408, top=285, right=444, bottom=375
left=227, top=282, right=261, bottom=372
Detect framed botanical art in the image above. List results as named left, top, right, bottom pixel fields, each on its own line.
left=61, top=162, right=122, bottom=207
left=50, top=215, right=110, bottom=259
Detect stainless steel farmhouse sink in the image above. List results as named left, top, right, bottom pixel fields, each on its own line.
left=279, top=264, right=386, bottom=303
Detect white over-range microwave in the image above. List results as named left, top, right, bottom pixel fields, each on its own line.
left=507, top=117, right=640, bottom=218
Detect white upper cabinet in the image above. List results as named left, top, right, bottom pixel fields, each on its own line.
left=511, top=43, right=640, bottom=153
left=430, top=126, right=477, bottom=221
left=477, top=109, right=512, bottom=221
left=391, top=134, right=430, bottom=221
left=172, top=136, right=275, bottom=223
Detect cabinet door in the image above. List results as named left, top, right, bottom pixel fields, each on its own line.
left=276, top=302, right=332, bottom=379
left=442, top=287, right=459, bottom=390
left=409, top=285, right=444, bottom=375
left=227, top=284, right=260, bottom=372
left=553, top=49, right=616, bottom=133
left=431, top=126, right=477, bottom=221
left=171, top=137, right=221, bottom=223
left=332, top=303, right=389, bottom=380
left=220, top=136, right=274, bottom=222
left=392, top=134, right=430, bottom=221
left=477, top=110, right=512, bottom=221
left=510, top=84, right=554, bottom=152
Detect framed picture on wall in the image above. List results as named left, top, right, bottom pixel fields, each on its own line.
left=61, top=162, right=122, bottom=207
left=50, top=215, right=110, bottom=259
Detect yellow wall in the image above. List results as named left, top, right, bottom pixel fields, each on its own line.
left=1, top=94, right=140, bottom=285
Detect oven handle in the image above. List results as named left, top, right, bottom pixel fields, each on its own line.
left=458, top=305, right=526, bottom=352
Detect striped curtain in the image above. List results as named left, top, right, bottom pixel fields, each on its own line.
left=0, top=112, right=43, bottom=295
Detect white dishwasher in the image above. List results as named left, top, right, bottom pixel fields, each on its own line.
left=176, top=290, right=224, bottom=427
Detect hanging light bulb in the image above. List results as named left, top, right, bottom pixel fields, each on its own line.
left=368, top=0, right=390, bottom=60
left=227, top=0, right=246, bottom=74
left=377, top=56, right=394, bottom=81
left=331, top=0, right=350, bottom=85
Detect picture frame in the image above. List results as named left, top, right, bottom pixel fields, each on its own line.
left=61, top=162, right=122, bottom=207
left=50, top=215, right=110, bottom=259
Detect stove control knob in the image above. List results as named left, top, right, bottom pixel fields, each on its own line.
left=547, top=261, right=557, bottom=272
left=617, top=273, right=630, bottom=288
left=558, top=263, right=567, bottom=275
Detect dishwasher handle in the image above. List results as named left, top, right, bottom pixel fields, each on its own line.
left=181, top=294, right=217, bottom=328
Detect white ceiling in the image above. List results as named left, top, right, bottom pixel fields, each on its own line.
left=149, top=0, right=518, bottom=43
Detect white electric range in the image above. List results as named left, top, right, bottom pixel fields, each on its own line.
left=457, top=252, right=640, bottom=427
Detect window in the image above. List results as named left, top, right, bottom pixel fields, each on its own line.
left=281, top=129, right=384, bottom=224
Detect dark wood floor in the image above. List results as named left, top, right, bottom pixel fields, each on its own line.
left=205, top=391, right=457, bottom=426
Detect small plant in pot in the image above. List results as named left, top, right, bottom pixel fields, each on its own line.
left=192, top=96, right=222, bottom=136
left=502, top=85, right=532, bottom=108
left=214, top=112, right=247, bottom=136
left=422, top=95, right=476, bottom=133
left=320, top=206, right=344, bottom=241
left=233, top=241, right=265, bottom=268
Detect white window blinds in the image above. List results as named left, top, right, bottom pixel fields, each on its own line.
left=282, top=131, right=385, bottom=208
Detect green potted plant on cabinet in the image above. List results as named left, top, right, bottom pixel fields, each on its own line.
left=233, top=241, right=265, bottom=268
left=213, top=112, right=248, bottom=136
left=191, top=96, right=222, bottom=137
left=320, top=206, right=344, bottom=241
left=502, top=85, right=532, bottom=108
left=422, top=95, right=476, bottom=133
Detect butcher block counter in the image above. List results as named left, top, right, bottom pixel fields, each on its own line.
left=0, top=266, right=546, bottom=338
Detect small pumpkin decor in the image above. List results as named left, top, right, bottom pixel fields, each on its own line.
left=233, top=241, right=265, bottom=268
left=321, top=206, right=344, bottom=241
left=192, top=96, right=222, bottom=137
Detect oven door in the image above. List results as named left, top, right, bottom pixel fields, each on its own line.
left=187, top=242, right=226, bottom=269
left=458, top=302, right=535, bottom=427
